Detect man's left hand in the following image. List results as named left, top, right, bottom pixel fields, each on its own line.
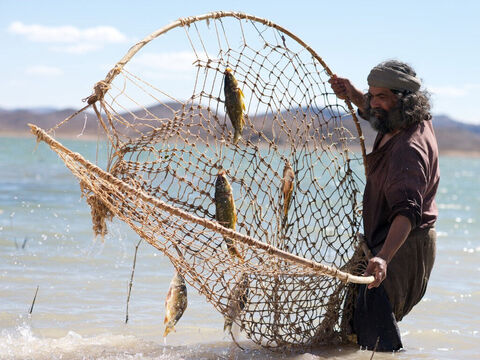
left=364, top=256, right=387, bottom=289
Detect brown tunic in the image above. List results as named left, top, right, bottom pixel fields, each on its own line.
left=363, top=120, right=440, bottom=320
left=363, top=120, right=440, bottom=250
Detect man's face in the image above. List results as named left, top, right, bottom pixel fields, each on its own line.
left=368, top=86, right=398, bottom=119
left=366, top=86, right=404, bottom=133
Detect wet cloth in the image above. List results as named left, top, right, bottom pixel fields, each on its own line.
left=381, top=227, right=436, bottom=321
left=353, top=227, right=436, bottom=351
left=354, top=284, right=402, bottom=351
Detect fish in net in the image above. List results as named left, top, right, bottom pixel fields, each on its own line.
left=29, top=11, right=373, bottom=349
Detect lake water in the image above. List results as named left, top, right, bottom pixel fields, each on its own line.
left=1, top=136, right=479, bottom=359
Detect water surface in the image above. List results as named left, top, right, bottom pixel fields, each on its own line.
left=1, top=137, right=479, bottom=359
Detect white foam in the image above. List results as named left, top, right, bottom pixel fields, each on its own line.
left=0, top=323, right=158, bottom=360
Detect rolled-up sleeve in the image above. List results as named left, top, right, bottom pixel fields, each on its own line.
left=384, top=145, right=428, bottom=228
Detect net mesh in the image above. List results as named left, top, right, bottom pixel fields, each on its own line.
left=31, top=12, right=370, bottom=349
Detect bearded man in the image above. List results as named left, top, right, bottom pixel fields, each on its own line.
left=329, top=60, right=439, bottom=351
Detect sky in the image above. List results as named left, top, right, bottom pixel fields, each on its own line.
left=1, top=0, right=479, bottom=124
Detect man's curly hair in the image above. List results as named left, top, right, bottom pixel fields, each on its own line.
left=364, top=61, right=432, bottom=130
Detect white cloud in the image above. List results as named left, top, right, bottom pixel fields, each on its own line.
left=133, top=51, right=203, bottom=72
left=427, top=83, right=480, bottom=123
left=430, top=86, right=468, bottom=98
left=25, top=65, right=63, bottom=76
left=8, top=21, right=128, bottom=53
left=430, top=84, right=480, bottom=98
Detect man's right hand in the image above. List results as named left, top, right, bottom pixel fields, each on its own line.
left=364, top=256, right=388, bottom=289
left=328, top=75, right=365, bottom=112
left=328, top=75, right=353, bottom=100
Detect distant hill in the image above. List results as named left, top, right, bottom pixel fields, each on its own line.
left=0, top=107, right=99, bottom=136
left=1, top=104, right=480, bottom=155
left=425, top=115, right=480, bottom=154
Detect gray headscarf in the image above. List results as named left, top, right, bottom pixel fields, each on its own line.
left=367, top=60, right=421, bottom=93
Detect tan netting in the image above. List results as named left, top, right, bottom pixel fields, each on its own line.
left=30, top=11, right=372, bottom=349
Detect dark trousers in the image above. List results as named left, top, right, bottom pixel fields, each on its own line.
left=353, top=227, right=436, bottom=351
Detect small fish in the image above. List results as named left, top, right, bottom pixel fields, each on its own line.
left=224, top=68, right=246, bottom=145
left=163, top=271, right=188, bottom=337
left=215, top=171, right=244, bottom=262
left=281, top=161, right=295, bottom=221
left=224, top=273, right=249, bottom=333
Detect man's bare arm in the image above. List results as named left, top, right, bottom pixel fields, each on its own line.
left=364, top=215, right=412, bottom=289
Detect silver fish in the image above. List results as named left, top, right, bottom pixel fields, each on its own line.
left=163, top=271, right=188, bottom=337
left=224, top=273, right=249, bottom=333
left=224, top=68, right=246, bottom=145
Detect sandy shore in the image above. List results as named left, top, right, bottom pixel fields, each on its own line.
left=438, top=150, right=480, bottom=158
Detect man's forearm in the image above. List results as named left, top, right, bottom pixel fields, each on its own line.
left=376, top=215, right=412, bottom=263
left=349, top=89, right=365, bottom=113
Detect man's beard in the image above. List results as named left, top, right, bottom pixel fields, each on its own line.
left=367, top=105, right=404, bottom=133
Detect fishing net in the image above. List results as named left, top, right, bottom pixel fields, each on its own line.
left=30, top=11, right=372, bottom=349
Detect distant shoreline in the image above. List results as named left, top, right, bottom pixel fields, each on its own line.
left=3, top=104, right=480, bottom=157
left=0, top=131, right=103, bottom=141
left=3, top=132, right=479, bottom=158
left=438, top=150, right=480, bottom=158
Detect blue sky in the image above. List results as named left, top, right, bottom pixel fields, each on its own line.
left=1, top=0, right=479, bottom=124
